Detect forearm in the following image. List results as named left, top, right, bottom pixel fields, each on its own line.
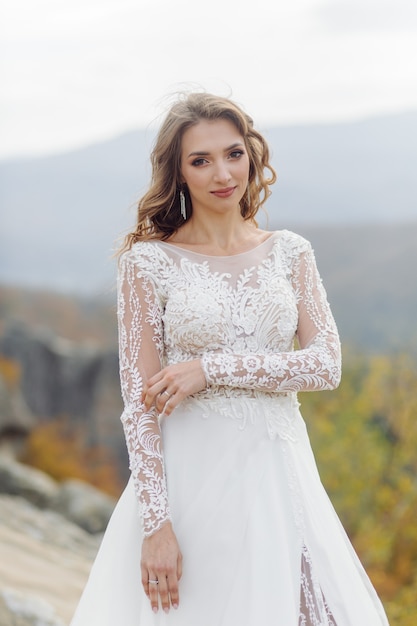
left=121, top=404, right=172, bottom=536
left=201, top=331, right=341, bottom=393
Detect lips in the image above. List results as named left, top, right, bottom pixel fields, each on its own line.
left=210, top=186, right=236, bottom=198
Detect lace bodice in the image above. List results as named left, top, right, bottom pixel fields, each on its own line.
left=117, top=230, right=341, bottom=536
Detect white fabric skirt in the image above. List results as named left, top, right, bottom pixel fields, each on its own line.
left=70, top=395, right=389, bottom=626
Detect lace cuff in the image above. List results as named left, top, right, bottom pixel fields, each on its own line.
left=201, top=330, right=341, bottom=393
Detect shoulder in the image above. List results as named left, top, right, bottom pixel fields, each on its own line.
left=273, top=229, right=312, bottom=257
left=120, top=240, right=169, bottom=269
left=118, top=241, right=173, bottom=290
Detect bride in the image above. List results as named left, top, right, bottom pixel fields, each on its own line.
left=70, top=92, right=389, bottom=625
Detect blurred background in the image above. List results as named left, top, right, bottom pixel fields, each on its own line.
left=0, top=0, right=416, bottom=624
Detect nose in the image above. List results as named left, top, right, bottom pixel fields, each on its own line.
left=213, top=160, right=232, bottom=184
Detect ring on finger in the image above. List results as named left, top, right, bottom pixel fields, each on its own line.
left=162, top=390, right=171, bottom=398
left=148, top=579, right=159, bottom=584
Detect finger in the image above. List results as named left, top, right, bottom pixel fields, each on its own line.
left=143, top=380, right=167, bottom=409
left=159, top=398, right=174, bottom=417
left=157, top=575, right=171, bottom=613
left=145, top=369, right=164, bottom=389
left=160, top=390, right=184, bottom=417
left=167, top=571, right=180, bottom=609
left=141, top=564, right=150, bottom=598
left=177, top=550, right=183, bottom=581
left=156, top=390, right=173, bottom=414
left=147, top=575, right=159, bottom=613
left=143, top=383, right=164, bottom=409
left=142, top=370, right=164, bottom=401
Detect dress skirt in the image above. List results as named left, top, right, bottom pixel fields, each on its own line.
left=70, top=395, right=389, bottom=626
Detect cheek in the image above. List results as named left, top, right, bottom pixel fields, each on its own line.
left=183, top=168, right=207, bottom=191
left=239, top=152, right=250, bottom=174
left=239, top=158, right=250, bottom=181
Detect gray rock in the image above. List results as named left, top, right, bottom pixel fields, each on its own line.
left=0, top=324, right=104, bottom=433
left=0, top=454, right=114, bottom=534
left=0, top=588, right=66, bottom=626
left=0, top=373, right=33, bottom=434
left=0, top=322, right=125, bottom=464
left=0, top=457, right=58, bottom=508
left=0, top=494, right=101, bottom=624
left=0, top=494, right=101, bottom=558
left=51, top=478, right=115, bottom=534
left=0, top=370, right=34, bottom=457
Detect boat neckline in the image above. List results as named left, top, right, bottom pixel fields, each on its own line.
left=154, top=231, right=282, bottom=259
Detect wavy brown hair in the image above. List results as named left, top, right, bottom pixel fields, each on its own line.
left=120, top=92, right=277, bottom=252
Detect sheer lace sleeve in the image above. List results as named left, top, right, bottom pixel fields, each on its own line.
left=201, top=240, right=341, bottom=393
left=117, top=249, right=171, bottom=536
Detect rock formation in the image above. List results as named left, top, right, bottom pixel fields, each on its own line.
left=0, top=456, right=117, bottom=625
left=0, top=324, right=104, bottom=424
left=0, top=322, right=124, bottom=455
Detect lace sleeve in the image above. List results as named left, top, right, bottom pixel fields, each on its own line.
left=201, top=241, right=341, bottom=393
left=117, top=250, right=171, bottom=536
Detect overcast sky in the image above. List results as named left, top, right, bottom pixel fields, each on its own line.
left=1, top=0, right=416, bottom=159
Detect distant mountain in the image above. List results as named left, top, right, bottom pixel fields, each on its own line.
left=293, top=222, right=417, bottom=352
left=1, top=110, right=416, bottom=293
left=264, top=110, right=417, bottom=224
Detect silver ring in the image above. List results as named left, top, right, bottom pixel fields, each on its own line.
left=148, top=579, right=159, bottom=584
left=162, top=391, right=171, bottom=398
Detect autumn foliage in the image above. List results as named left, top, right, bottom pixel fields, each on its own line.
left=301, top=352, right=417, bottom=625
left=0, top=355, right=21, bottom=390
left=21, top=419, right=123, bottom=498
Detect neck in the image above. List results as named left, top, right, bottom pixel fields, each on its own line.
left=180, top=212, right=257, bottom=252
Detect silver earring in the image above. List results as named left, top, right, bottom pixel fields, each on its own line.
left=246, top=184, right=251, bottom=209
left=180, top=190, right=187, bottom=220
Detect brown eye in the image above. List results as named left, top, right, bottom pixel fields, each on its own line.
left=191, top=158, right=207, bottom=166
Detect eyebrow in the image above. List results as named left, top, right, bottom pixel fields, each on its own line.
left=187, top=142, right=245, bottom=158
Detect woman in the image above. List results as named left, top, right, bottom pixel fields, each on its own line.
left=70, top=92, right=389, bottom=625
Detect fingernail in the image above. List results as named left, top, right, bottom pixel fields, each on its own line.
left=152, top=607, right=158, bottom=614
left=173, top=603, right=178, bottom=610
left=164, top=607, right=169, bottom=614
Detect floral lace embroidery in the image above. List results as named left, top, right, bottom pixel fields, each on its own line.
left=299, top=545, right=337, bottom=626
left=200, top=236, right=341, bottom=393
left=184, top=392, right=301, bottom=442
left=117, top=256, right=171, bottom=536
left=117, top=230, right=341, bottom=538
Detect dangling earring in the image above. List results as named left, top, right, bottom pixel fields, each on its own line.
left=180, top=190, right=187, bottom=220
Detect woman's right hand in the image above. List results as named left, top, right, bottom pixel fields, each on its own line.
left=141, top=521, right=183, bottom=613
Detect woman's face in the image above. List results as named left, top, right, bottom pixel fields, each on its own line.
left=180, top=118, right=250, bottom=217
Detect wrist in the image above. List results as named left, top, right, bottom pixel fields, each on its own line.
left=143, top=520, right=174, bottom=543
left=200, top=354, right=212, bottom=385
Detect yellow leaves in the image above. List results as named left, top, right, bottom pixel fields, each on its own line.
left=21, top=419, right=123, bottom=498
left=300, top=351, right=417, bottom=622
left=0, top=355, right=21, bottom=390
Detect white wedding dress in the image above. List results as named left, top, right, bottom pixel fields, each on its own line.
left=70, top=230, right=389, bottom=626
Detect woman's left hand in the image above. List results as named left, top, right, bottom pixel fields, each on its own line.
left=142, top=359, right=207, bottom=416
